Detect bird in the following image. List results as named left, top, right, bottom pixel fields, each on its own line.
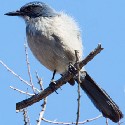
left=5, top=1, right=123, bottom=122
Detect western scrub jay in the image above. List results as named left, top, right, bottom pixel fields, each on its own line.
left=5, top=1, right=123, bottom=122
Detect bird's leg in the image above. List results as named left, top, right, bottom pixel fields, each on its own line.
left=51, top=69, right=56, bottom=81
left=49, top=70, right=58, bottom=94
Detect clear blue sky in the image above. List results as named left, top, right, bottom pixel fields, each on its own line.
left=0, top=0, right=125, bottom=125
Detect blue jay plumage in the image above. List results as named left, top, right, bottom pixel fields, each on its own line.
left=5, top=1, right=123, bottom=122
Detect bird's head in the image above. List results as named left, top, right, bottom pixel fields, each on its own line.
left=5, top=1, right=57, bottom=19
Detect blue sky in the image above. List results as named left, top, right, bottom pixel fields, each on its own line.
left=0, top=0, right=125, bottom=125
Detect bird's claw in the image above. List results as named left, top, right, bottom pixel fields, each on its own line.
left=68, top=62, right=78, bottom=75
left=49, top=80, right=58, bottom=94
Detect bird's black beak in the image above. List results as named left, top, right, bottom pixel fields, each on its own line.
left=5, top=10, right=23, bottom=16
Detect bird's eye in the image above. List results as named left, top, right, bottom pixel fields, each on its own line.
left=20, top=6, right=32, bottom=13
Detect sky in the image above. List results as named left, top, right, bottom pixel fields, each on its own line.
left=0, top=0, right=125, bottom=125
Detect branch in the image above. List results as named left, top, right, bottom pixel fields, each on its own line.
left=79, top=43, right=103, bottom=69
left=10, top=86, right=35, bottom=96
left=106, top=118, right=109, bottom=125
left=41, top=114, right=102, bottom=125
left=35, top=71, right=44, bottom=90
left=37, top=97, right=47, bottom=125
left=0, top=60, right=40, bottom=93
left=75, top=50, right=81, bottom=125
left=16, top=44, right=103, bottom=111
left=36, top=73, right=47, bottom=125
left=22, top=108, right=31, bottom=125
left=24, top=42, right=36, bottom=94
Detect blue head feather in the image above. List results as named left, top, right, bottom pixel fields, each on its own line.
left=20, top=1, right=58, bottom=18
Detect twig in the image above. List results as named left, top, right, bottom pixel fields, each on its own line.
left=36, top=73, right=47, bottom=125
left=16, top=44, right=103, bottom=110
left=118, top=120, right=124, bottom=125
left=106, top=118, right=109, bottom=125
left=35, top=71, right=44, bottom=90
left=23, top=108, right=31, bottom=125
left=75, top=50, right=81, bottom=125
left=0, top=60, right=40, bottom=93
left=42, top=114, right=102, bottom=125
left=10, top=86, right=35, bottom=96
left=37, top=97, right=47, bottom=125
left=24, top=42, right=36, bottom=94
left=79, top=44, right=103, bottom=69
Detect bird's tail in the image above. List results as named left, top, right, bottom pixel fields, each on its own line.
left=79, top=71, right=123, bottom=123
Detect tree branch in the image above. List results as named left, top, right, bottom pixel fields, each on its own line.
left=10, top=86, right=35, bottom=96
left=41, top=114, right=102, bottom=125
left=16, top=44, right=103, bottom=111
left=22, top=108, right=31, bottom=125
left=24, top=42, right=36, bottom=94
left=0, top=60, right=40, bottom=93
left=75, top=50, right=81, bottom=125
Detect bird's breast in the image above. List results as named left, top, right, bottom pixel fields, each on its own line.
left=26, top=16, right=83, bottom=74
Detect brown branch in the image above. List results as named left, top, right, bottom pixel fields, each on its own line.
left=79, top=43, right=103, bottom=69
left=16, top=44, right=103, bottom=111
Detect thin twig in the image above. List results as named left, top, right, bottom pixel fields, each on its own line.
left=36, top=74, right=47, bottom=125
left=37, top=97, right=47, bottom=125
left=75, top=50, right=81, bottom=125
left=79, top=44, right=103, bottom=69
left=10, top=86, right=35, bottom=96
left=23, top=108, right=31, bottom=125
left=16, top=44, right=103, bottom=110
left=0, top=60, right=40, bottom=93
left=24, top=42, right=36, bottom=94
left=42, top=114, right=102, bottom=125
left=106, top=118, right=109, bottom=125
left=118, top=120, right=124, bottom=125
left=35, top=71, right=44, bottom=90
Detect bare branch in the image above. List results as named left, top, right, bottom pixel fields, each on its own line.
left=16, top=44, right=103, bottom=110
left=106, top=118, right=109, bottom=125
left=10, top=86, right=35, bottom=96
left=24, top=42, right=36, bottom=94
left=41, top=114, right=102, bottom=125
left=79, top=43, right=103, bottom=69
left=75, top=50, right=81, bottom=125
left=35, top=71, right=44, bottom=90
left=22, top=108, right=31, bottom=125
left=0, top=60, right=40, bottom=93
left=37, top=97, right=47, bottom=125
left=36, top=74, right=47, bottom=125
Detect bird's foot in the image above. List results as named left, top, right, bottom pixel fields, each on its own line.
left=49, top=80, right=58, bottom=94
left=68, top=62, right=78, bottom=75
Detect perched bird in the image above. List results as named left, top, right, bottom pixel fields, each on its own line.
left=5, top=1, right=123, bottom=122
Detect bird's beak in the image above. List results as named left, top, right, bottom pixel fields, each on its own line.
left=5, top=10, right=23, bottom=16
